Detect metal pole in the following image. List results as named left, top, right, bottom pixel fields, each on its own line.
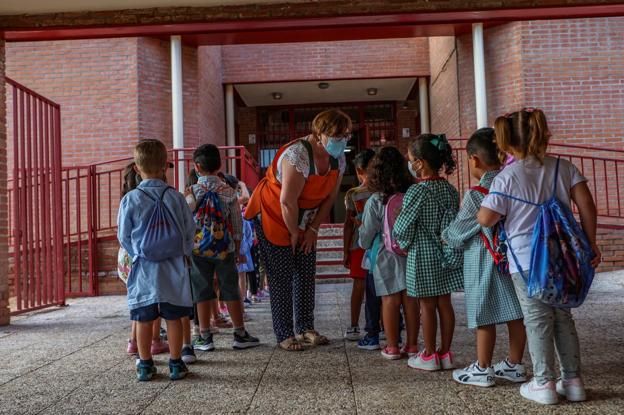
left=225, top=84, right=237, bottom=176
left=472, top=23, right=488, bottom=129
left=171, top=35, right=185, bottom=192
left=418, top=77, right=430, bottom=134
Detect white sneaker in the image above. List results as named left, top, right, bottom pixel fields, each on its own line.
left=408, top=351, right=441, bottom=371
left=439, top=351, right=455, bottom=370
left=520, top=379, right=558, bottom=405
left=453, top=362, right=496, bottom=387
left=556, top=378, right=586, bottom=402
left=379, top=331, right=386, bottom=341
left=493, top=358, right=527, bottom=383
left=344, top=326, right=361, bottom=341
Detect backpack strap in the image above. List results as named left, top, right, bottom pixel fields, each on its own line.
left=135, top=187, right=156, bottom=201
left=552, top=157, right=561, bottom=195
left=470, top=186, right=489, bottom=195
left=498, top=221, right=528, bottom=282
left=489, top=191, right=541, bottom=207
left=160, top=186, right=173, bottom=201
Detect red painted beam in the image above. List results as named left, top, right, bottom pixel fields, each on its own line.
left=3, top=4, right=624, bottom=43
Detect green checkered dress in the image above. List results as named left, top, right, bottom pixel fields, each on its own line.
left=394, top=179, right=464, bottom=298
left=441, top=170, right=523, bottom=328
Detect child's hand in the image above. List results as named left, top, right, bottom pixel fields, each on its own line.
left=343, top=251, right=351, bottom=269
left=237, top=254, right=247, bottom=265
left=590, top=242, right=602, bottom=268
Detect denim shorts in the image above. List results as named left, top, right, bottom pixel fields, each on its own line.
left=190, top=253, right=240, bottom=302
left=130, top=302, right=193, bottom=322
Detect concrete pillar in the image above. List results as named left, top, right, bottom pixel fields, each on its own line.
left=170, top=35, right=185, bottom=192
left=472, top=23, right=488, bottom=129
left=225, top=84, right=236, bottom=176
left=0, top=40, right=9, bottom=325
left=418, top=77, right=430, bottom=134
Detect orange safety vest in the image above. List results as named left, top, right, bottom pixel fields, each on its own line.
left=245, top=138, right=340, bottom=246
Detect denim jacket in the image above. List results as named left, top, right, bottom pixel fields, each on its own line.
left=117, top=179, right=195, bottom=310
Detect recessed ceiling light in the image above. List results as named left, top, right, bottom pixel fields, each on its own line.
left=367, top=88, right=378, bottom=96
left=272, top=92, right=283, bottom=100
left=318, top=82, right=330, bottom=89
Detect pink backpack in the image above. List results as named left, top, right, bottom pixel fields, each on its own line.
left=383, top=193, right=407, bottom=256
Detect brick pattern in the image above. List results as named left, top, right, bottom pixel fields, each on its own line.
left=429, top=36, right=460, bottom=137
left=198, top=46, right=226, bottom=146
left=222, top=38, right=429, bottom=84
left=6, top=39, right=140, bottom=165
left=0, top=40, right=9, bottom=325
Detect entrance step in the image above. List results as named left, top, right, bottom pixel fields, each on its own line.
left=316, top=224, right=348, bottom=280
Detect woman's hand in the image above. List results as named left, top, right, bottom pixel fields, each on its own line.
left=300, top=227, right=318, bottom=254
left=590, top=242, right=602, bottom=268
left=290, top=232, right=299, bottom=254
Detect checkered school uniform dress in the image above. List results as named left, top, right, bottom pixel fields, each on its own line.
left=394, top=178, right=464, bottom=298
left=441, top=170, right=523, bottom=328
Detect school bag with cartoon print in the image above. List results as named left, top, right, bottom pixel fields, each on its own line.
left=193, top=186, right=231, bottom=260
left=382, top=193, right=407, bottom=256
left=492, top=158, right=595, bottom=308
left=136, top=187, right=185, bottom=261
left=470, top=185, right=510, bottom=275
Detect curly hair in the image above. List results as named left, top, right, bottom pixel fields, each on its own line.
left=366, top=146, right=413, bottom=204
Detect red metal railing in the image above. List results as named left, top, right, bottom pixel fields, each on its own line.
left=6, top=77, right=65, bottom=315
left=43, top=146, right=261, bottom=296
left=447, top=138, right=624, bottom=228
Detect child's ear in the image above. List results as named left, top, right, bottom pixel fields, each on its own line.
left=470, top=154, right=481, bottom=168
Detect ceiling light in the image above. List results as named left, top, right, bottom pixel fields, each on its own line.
left=318, top=82, right=330, bottom=90
left=272, top=92, right=283, bottom=100
left=367, top=88, right=378, bottom=96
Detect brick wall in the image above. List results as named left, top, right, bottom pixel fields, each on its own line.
left=198, top=46, right=226, bottom=146
left=222, top=38, right=430, bottom=84
left=429, top=36, right=460, bottom=137
left=6, top=39, right=140, bottom=165
left=137, top=38, right=202, bottom=149
left=0, top=40, right=9, bottom=325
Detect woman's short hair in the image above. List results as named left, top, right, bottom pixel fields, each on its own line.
left=311, top=109, right=352, bottom=138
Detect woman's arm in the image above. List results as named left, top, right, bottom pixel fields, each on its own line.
left=280, top=159, right=306, bottom=252
left=570, top=181, right=601, bottom=268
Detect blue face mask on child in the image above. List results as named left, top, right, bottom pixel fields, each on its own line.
left=324, top=137, right=347, bottom=159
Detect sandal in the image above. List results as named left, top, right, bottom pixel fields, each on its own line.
left=279, top=337, right=304, bottom=352
left=296, top=330, right=329, bottom=346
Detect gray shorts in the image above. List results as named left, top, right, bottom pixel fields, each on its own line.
left=190, top=253, right=240, bottom=302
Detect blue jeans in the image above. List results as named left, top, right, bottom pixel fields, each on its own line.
left=511, top=272, right=582, bottom=383
left=364, top=272, right=381, bottom=336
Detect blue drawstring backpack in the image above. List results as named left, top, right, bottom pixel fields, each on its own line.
left=493, top=158, right=595, bottom=308
left=136, top=187, right=185, bottom=262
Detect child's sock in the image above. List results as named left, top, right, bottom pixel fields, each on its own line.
left=169, top=358, right=183, bottom=365
left=182, top=343, right=191, bottom=349
left=200, top=329, right=211, bottom=339
left=234, top=327, right=246, bottom=336
left=140, top=358, right=154, bottom=366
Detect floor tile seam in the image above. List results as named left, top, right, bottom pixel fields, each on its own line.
left=139, top=381, right=174, bottom=414
left=334, top=290, right=359, bottom=415
left=33, top=359, right=128, bottom=415
left=0, top=328, right=127, bottom=388
left=245, top=341, right=277, bottom=414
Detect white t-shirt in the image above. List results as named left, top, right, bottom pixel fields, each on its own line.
left=275, top=140, right=346, bottom=183
left=481, top=156, right=587, bottom=274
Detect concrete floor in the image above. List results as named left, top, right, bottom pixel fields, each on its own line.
left=0, top=272, right=623, bottom=415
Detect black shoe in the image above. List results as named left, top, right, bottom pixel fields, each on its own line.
left=192, top=333, right=215, bottom=351
left=169, top=360, right=189, bottom=380
left=181, top=345, right=197, bottom=364
left=233, top=330, right=260, bottom=349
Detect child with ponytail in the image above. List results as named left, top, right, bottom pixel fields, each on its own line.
left=478, top=108, right=601, bottom=405
left=394, top=134, right=463, bottom=371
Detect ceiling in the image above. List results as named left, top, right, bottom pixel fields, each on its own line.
left=0, top=0, right=295, bottom=15
left=235, top=78, right=417, bottom=107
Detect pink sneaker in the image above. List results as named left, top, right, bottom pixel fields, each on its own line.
left=213, top=316, right=233, bottom=329
left=402, top=345, right=419, bottom=358
left=127, top=339, right=138, bottom=355
left=381, top=346, right=402, bottom=360
left=520, top=379, right=558, bottom=405
left=150, top=339, right=170, bottom=355
left=408, top=351, right=441, bottom=371
left=439, top=351, right=456, bottom=370
left=556, top=377, right=586, bottom=402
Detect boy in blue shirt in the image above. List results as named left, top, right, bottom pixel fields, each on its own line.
left=117, top=139, right=196, bottom=381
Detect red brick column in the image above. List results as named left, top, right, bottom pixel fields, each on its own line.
left=0, top=40, right=10, bottom=325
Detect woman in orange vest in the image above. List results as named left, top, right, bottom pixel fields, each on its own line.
left=246, top=109, right=351, bottom=351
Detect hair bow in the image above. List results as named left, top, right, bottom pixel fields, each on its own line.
left=429, top=134, right=449, bottom=151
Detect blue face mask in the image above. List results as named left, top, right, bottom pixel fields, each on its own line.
left=324, top=138, right=347, bottom=159
left=408, top=161, right=419, bottom=178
